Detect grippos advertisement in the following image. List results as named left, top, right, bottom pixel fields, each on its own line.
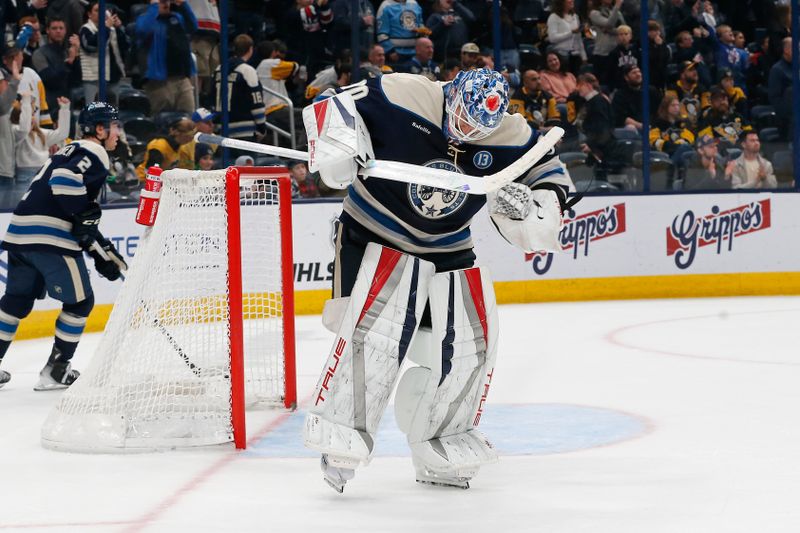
left=0, top=193, right=795, bottom=311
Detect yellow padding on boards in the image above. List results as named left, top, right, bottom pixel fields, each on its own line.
left=14, top=272, right=800, bottom=340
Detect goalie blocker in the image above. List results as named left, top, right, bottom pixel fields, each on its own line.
left=304, top=243, right=498, bottom=491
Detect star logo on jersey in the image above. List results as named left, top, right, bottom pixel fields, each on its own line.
left=407, top=159, right=467, bottom=219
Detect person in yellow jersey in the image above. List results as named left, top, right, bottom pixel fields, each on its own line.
left=135, top=117, right=195, bottom=180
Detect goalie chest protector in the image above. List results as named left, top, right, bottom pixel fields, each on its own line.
left=337, top=74, right=552, bottom=257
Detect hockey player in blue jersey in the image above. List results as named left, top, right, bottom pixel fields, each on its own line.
left=0, top=102, right=128, bottom=391
left=302, top=69, right=573, bottom=492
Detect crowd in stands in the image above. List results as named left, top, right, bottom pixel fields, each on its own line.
left=0, top=0, right=795, bottom=210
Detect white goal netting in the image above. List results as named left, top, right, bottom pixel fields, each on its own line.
left=41, top=167, right=295, bottom=453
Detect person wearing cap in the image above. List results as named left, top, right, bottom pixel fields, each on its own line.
left=680, top=133, right=733, bottom=190
left=234, top=154, right=254, bottom=166
left=717, top=68, right=746, bottom=114
left=665, top=61, right=709, bottom=127
left=194, top=142, right=216, bottom=171
left=426, top=0, right=473, bottom=62
left=288, top=160, right=319, bottom=198
left=697, top=85, right=752, bottom=145
left=611, top=64, right=662, bottom=130
left=729, top=131, right=777, bottom=190
left=459, top=42, right=479, bottom=70
left=135, top=116, right=196, bottom=180
left=177, top=107, right=217, bottom=170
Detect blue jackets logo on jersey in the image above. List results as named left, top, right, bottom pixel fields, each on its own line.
left=408, top=159, right=467, bottom=219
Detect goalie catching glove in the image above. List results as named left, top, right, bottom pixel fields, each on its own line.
left=89, top=237, right=128, bottom=281
left=488, top=182, right=563, bottom=253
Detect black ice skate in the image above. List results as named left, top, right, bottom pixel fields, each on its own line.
left=0, top=369, right=9, bottom=389
left=34, top=347, right=80, bottom=391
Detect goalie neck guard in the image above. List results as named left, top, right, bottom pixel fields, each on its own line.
left=444, top=68, right=509, bottom=144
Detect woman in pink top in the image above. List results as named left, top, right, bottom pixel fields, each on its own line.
left=539, top=52, right=577, bottom=103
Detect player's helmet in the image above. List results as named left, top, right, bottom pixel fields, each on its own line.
left=444, top=68, right=509, bottom=143
left=78, top=101, right=119, bottom=137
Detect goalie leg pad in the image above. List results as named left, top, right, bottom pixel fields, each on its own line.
left=394, top=267, right=499, bottom=482
left=304, top=243, right=435, bottom=464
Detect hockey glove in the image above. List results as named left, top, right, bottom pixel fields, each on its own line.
left=89, top=238, right=128, bottom=281
left=71, top=202, right=102, bottom=250
left=488, top=182, right=534, bottom=221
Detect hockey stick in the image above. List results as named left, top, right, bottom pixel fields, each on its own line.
left=195, top=127, right=565, bottom=195
left=90, top=240, right=206, bottom=378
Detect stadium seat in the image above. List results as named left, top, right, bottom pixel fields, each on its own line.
left=118, top=109, right=145, bottom=124
left=772, top=150, right=794, bottom=187
left=123, top=116, right=157, bottom=143
left=759, top=127, right=781, bottom=142
left=750, top=105, right=777, bottom=129
left=518, top=44, right=542, bottom=70
left=119, top=89, right=151, bottom=116
left=632, top=150, right=674, bottom=191
left=613, top=127, right=640, bottom=141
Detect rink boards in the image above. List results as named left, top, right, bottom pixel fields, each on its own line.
left=2, top=191, right=799, bottom=338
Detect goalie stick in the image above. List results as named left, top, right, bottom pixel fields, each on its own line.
left=90, top=240, right=208, bottom=378
left=195, top=127, right=564, bottom=195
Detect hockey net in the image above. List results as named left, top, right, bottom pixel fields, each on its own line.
left=41, top=167, right=296, bottom=452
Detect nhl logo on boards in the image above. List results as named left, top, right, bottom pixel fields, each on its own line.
left=408, top=159, right=467, bottom=219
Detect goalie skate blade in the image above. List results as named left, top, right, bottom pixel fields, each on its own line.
left=416, top=477, right=470, bottom=490
left=323, top=476, right=346, bottom=494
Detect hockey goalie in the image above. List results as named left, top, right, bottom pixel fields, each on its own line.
left=302, top=68, right=574, bottom=492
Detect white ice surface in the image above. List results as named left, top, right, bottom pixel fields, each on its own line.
left=1, top=296, right=799, bottom=533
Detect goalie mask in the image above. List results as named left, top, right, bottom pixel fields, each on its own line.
left=444, top=68, right=509, bottom=143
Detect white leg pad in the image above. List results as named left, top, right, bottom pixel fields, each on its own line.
left=394, top=266, right=500, bottom=484
left=304, top=243, right=435, bottom=463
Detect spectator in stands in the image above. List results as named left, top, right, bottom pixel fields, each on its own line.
left=332, top=0, right=374, bottom=54
left=177, top=107, right=216, bottom=169
left=15, top=16, right=41, bottom=68
left=9, top=47, right=52, bottom=128
left=46, top=0, right=84, bottom=38
left=647, top=20, right=671, bottom=88
left=539, top=51, right=576, bottom=104
left=136, top=0, right=198, bottom=115
left=704, top=23, right=749, bottom=88
left=194, top=142, right=216, bottom=170
left=187, top=0, right=220, bottom=107
left=440, top=58, right=460, bottom=81
left=747, top=34, right=773, bottom=105
left=665, top=60, right=709, bottom=127
left=235, top=154, right=254, bottom=166
left=672, top=29, right=712, bottom=87
left=650, top=93, right=695, bottom=181
left=304, top=49, right=350, bottom=101
left=588, top=0, right=626, bottom=87
left=32, top=17, right=80, bottom=121
left=607, top=24, right=640, bottom=90
left=363, top=44, right=394, bottom=77
left=697, top=85, right=751, bottom=145
left=768, top=36, right=792, bottom=127
left=233, top=0, right=266, bottom=43
left=400, top=37, right=439, bottom=81
left=718, top=68, right=746, bottom=114
left=376, top=0, right=428, bottom=64
left=730, top=131, right=777, bottom=189
left=256, top=39, right=299, bottom=138
left=768, top=4, right=791, bottom=65
left=288, top=160, right=319, bottom=198
left=213, top=34, right=266, bottom=142
left=509, top=69, right=559, bottom=130
left=663, top=0, right=701, bottom=41
left=12, top=94, right=70, bottom=185
left=426, top=0, right=473, bottom=62
left=80, top=2, right=126, bottom=105
left=136, top=117, right=196, bottom=180
left=546, top=0, right=587, bottom=74
left=575, top=73, right=616, bottom=178
left=459, top=42, right=479, bottom=70
left=611, top=65, right=661, bottom=130
left=680, top=133, right=733, bottom=190
left=282, top=0, right=333, bottom=79
left=0, top=53, right=22, bottom=193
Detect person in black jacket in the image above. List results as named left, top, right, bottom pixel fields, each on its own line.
left=611, top=64, right=661, bottom=130
left=575, top=73, right=619, bottom=178
left=31, top=17, right=80, bottom=121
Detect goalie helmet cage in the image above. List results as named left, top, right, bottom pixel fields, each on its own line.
left=41, top=166, right=296, bottom=453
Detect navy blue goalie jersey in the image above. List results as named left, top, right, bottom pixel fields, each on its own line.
left=336, top=74, right=572, bottom=256
left=2, top=140, right=111, bottom=256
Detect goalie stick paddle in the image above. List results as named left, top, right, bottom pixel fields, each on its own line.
left=195, top=127, right=565, bottom=195
left=90, top=241, right=207, bottom=378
